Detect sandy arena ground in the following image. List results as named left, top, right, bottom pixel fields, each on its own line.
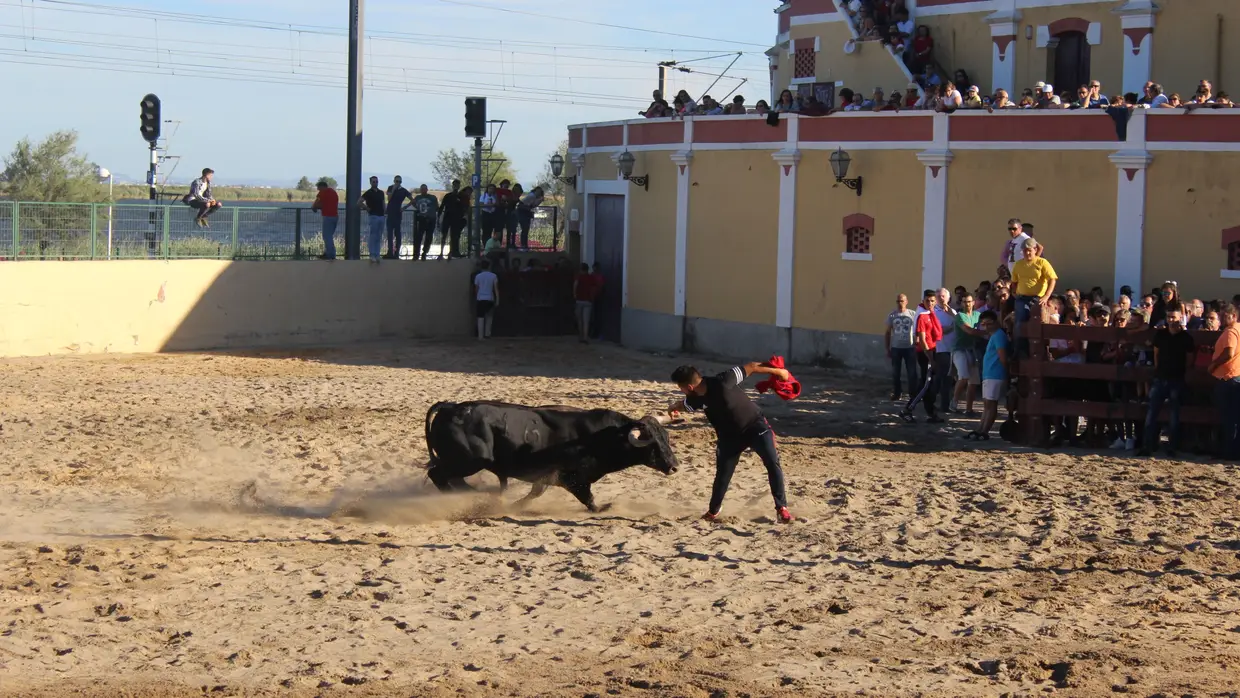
left=1, top=339, right=1238, bottom=697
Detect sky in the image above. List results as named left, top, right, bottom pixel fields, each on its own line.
left=0, top=0, right=773, bottom=187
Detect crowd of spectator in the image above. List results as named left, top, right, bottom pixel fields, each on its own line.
left=884, top=218, right=1240, bottom=461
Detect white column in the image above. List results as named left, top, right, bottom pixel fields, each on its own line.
left=771, top=148, right=800, bottom=329
left=582, top=128, right=593, bottom=266
left=570, top=153, right=585, bottom=196
left=669, top=150, right=693, bottom=316
left=620, top=123, right=631, bottom=308
left=916, top=112, right=951, bottom=293
left=985, top=10, right=1020, bottom=94
left=1116, top=0, right=1158, bottom=97
left=1110, top=110, right=1151, bottom=300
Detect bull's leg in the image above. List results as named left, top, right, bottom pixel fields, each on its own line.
left=515, top=481, right=549, bottom=507
left=428, top=463, right=483, bottom=492
left=564, top=482, right=610, bottom=513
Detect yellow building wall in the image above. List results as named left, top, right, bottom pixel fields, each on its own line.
left=788, top=22, right=911, bottom=96
left=584, top=153, right=619, bottom=183
left=1152, top=1, right=1240, bottom=96
left=792, top=150, right=925, bottom=335
left=944, top=151, right=1116, bottom=293
left=1144, top=152, right=1238, bottom=302
left=1012, top=5, right=1122, bottom=97
left=918, top=12, right=993, bottom=92
left=685, top=151, right=779, bottom=325
left=0, top=260, right=474, bottom=357
left=625, top=152, right=678, bottom=315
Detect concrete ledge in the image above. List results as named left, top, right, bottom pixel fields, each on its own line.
left=791, top=327, right=885, bottom=369
left=621, top=307, right=684, bottom=353
left=0, top=260, right=475, bottom=357
left=685, top=316, right=791, bottom=361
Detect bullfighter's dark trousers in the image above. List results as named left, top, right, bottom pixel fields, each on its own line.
left=710, top=418, right=787, bottom=514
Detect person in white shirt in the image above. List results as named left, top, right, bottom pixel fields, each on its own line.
left=473, top=260, right=500, bottom=340
left=998, top=218, right=1043, bottom=278
left=933, top=288, right=958, bottom=412
left=940, top=82, right=963, bottom=111
left=1147, top=82, right=1173, bottom=108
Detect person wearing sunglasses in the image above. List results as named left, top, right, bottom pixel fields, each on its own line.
left=998, top=218, right=1043, bottom=280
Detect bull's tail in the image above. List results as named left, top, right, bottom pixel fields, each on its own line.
left=424, top=401, right=454, bottom=468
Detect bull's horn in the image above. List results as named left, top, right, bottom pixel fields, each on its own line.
left=648, top=413, right=672, bottom=426
left=628, top=428, right=653, bottom=447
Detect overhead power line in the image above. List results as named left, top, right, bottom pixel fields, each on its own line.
left=431, top=0, right=770, bottom=47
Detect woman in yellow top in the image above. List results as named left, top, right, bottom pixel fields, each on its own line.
left=1010, top=237, right=1057, bottom=356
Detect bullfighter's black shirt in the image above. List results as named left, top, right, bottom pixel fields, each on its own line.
left=684, top=366, right=763, bottom=441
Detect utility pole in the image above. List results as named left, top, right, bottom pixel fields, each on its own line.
left=658, top=63, right=669, bottom=96
left=472, top=137, right=482, bottom=256
left=344, top=0, right=364, bottom=260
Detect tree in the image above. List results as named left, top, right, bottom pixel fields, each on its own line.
left=537, top=138, right=570, bottom=200
left=2, top=130, right=106, bottom=203
left=296, top=176, right=314, bottom=191
left=319, top=176, right=338, bottom=189
left=1, top=130, right=106, bottom=257
left=429, top=146, right=519, bottom=190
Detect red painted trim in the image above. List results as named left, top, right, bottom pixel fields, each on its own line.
left=794, top=37, right=817, bottom=52
left=568, top=129, right=583, bottom=149
left=949, top=114, right=1116, bottom=142
left=993, top=35, right=1014, bottom=61
left=778, top=12, right=791, bottom=34
left=799, top=115, right=934, bottom=142
left=1221, top=226, right=1240, bottom=249
left=787, top=0, right=836, bottom=16
left=1048, top=17, right=1090, bottom=37
left=627, top=120, right=684, bottom=146
left=1123, top=27, right=1153, bottom=55
left=929, top=165, right=941, bottom=178
left=1124, top=168, right=1137, bottom=182
left=843, top=213, right=875, bottom=234
left=693, top=118, right=788, bottom=143
left=587, top=125, right=624, bottom=147
left=1147, top=113, right=1240, bottom=143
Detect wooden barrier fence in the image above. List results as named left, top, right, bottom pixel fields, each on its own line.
left=1014, top=315, right=1220, bottom=447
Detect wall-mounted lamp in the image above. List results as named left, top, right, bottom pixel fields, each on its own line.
left=548, top=153, right=577, bottom=187
left=617, top=150, right=649, bottom=190
left=1025, top=25, right=1033, bottom=39
left=829, top=148, right=862, bottom=197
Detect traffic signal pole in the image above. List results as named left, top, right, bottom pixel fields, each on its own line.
left=473, top=137, right=482, bottom=256
left=344, top=0, right=364, bottom=260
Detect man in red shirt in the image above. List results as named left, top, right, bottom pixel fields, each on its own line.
left=573, top=264, right=598, bottom=343
left=310, top=180, right=339, bottom=260
left=900, top=289, right=944, bottom=423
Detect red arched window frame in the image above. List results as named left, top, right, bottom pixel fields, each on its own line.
left=1222, top=225, right=1240, bottom=271
left=842, top=213, right=875, bottom=259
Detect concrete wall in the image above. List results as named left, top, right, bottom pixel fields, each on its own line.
left=804, top=22, right=911, bottom=94
left=0, top=260, right=475, bottom=357
left=919, top=11, right=994, bottom=92
left=1153, top=1, right=1240, bottom=96
left=685, top=151, right=780, bottom=326
left=793, top=150, right=925, bottom=336
left=944, top=150, right=1117, bottom=294
left=1144, top=152, right=1233, bottom=301
left=626, top=151, right=678, bottom=315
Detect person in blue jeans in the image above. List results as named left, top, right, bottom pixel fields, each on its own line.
left=360, top=176, right=386, bottom=262
left=1209, top=303, right=1240, bottom=459
left=1140, top=305, right=1195, bottom=456
left=310, top=180, right=339, bottom=260
left=884, top=293, right=919, bottom=401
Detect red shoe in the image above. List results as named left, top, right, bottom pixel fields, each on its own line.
left=776, top=507, right=793, bottom=523
left=702, top=511, right=719, bottom=521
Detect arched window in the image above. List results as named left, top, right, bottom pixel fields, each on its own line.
left=842, top=213, right=875, bottom=261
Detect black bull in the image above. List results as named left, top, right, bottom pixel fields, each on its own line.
left=424, top=401, right=678, bottom=512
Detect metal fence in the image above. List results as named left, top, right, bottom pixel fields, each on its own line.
left=0, top=201, right=563, bottom=260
